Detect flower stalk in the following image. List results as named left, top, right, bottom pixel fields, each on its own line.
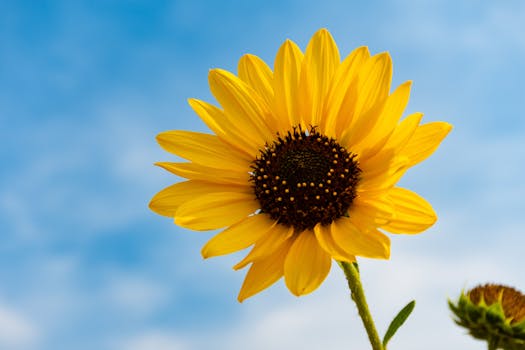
left=487, top=337, right=499, bottom=350
left=340, top=261, right=383, bottom=350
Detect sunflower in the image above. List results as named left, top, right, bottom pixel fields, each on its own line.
left=449, top=284, right=525, bottom=349
left=150, top=28, right=452, bottom=301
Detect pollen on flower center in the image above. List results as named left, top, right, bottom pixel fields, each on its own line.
left=251, top=127, right=361, bottom=231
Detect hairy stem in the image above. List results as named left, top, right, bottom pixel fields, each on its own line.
left=340, top=261, right=383, bottom=350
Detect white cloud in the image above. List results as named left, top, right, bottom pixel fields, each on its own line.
left=383, top=1, right=525, bottom=55
left=0, top=106, right=163, bottom=242
left=0, top=302, right=39, bottom=349
left=104, top=275, right=169, bottom=318
left=117, top=330, right=190, bottom=350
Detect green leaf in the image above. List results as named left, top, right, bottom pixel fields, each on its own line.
left=382, top=300, right=416, bottom=348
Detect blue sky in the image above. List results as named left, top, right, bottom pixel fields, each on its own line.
left=1, top=1, right=525, bottom=349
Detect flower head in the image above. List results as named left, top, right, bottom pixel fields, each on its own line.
left=150, top=28, right=452, bottom=301
left=449, top=284, right=525, bottom=349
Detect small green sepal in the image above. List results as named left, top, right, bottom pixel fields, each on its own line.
left=449, top=284, right=525, bottom=350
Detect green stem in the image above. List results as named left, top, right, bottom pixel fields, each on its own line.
left=340, top=261, right=383, bottom=350
left=487, top=337, right=499, bottom=350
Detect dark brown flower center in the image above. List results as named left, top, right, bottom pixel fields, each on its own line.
left=251, top=127, right=361, bottom=231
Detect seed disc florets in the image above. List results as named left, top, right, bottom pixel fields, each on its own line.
left=251, top=127, right=361, bottom=231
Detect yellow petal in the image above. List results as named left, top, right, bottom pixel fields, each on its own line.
left=273, top=39, right=304, bottom=128
left=353, top=81, right=412, bottom=158
left=357, top=112, right=423, bottom=191
left=209, top=69, right=275, bottom=142
left=358, top=153, right=409, bottom=192
left=238, top=54, right=274, bottom=110
left=324, top=46, right=370, bottom=137
left=298, top=28, right=340, bottom=127
left=353, top=52, right=393, bottom=120
left=149, top=180, right=250, bottom=217
left=340, top=53, right=393, bottom=147
left=237, top=239, right=293, bottom=302
left=345, top=206, right=378, bottom=230
left=188, top=98, right=259, bottom=157
left=313, top=223, right=356, bottom=262
left=155, top=162, right=249, bottom=186
left=359, top=148, right=398, bottom=181
left=381, top=112, right=423, bottom=151
left=201, top=214, right=276, bottom=258
left=156, top=130, right=251, bottom=169
left=351, top=196, right=395, bottom=226
left=175, top=192, right=259, bottom=231
left=331, top=217, right=390, bottom=259
left=381, top=187, right=437, bottom=234
left=284, top=230, right=331, bottom=296
left=234, top=223, right=293, bottom=270
left=400, top=122, right=453, bottom=166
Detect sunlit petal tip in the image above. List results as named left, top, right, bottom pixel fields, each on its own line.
left=149, top=187, right=179, bottom=217
left=382, top=187, right=438, bottom=234
left=148, top=198, right=165, bottom=216
left=281, top=38, right=300, bottom=50
left=405, top=79, right=413, bottom=86
left=284, top=232, right=332, bottom=296
left=155, top=131, right=166, bottom=143
left=201, top=248, right=211, bottom=259
left=155, top=131, right=186, bottom=156
left=441, top=122, right=454, bottom=133
left=382, top=244, right=391, bottom=260
left=305, top=28, right=340, bottom=63
left=236, top=241, right=291, bottom=301
left=232, top=260, right=248, bottom=271
left=237, top=292, right=248, bottom=303
left=399, top=80, right=413, bottom=99
left=153, top=161, right=168, bottom=169
left=439, top=122, right=454, bottom=139
left=239, top=54, right=272, bottom=75
left=372, top=52, right=393, bottom=78
left=398, top=120, right=453, bottom=168
left=429, top=213, right=438, bottom=225
left=354, top=45, right=371, bottom=56
left=155, top=134, right=171, bottom=154
left=209, top=68, right=243, bottom=89
left=369, top=229, right=391, bottom=260
left=375, top=51, right=392, bottom=61
left=313, top=27, right=333, bottom=40
left=208, top=68, right=227, bottom=82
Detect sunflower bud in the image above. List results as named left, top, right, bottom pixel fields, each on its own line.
left=449, top=284, right=525, bottom=349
